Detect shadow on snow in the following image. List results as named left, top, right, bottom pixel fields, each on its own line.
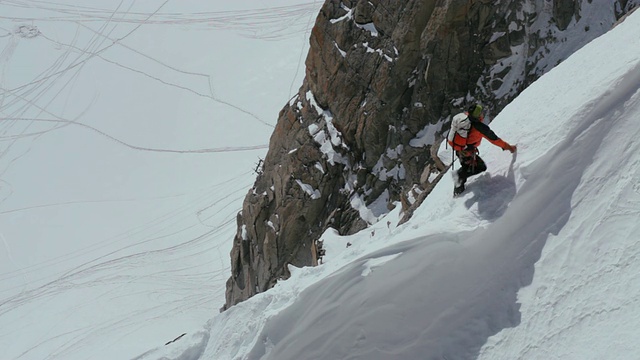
left=464, top=153, right=517, bottom=221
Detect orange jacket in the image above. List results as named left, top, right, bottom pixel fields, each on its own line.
left=465, top=114, right=511, bottom=150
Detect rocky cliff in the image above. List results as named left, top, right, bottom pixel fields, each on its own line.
left=223, top=0, right=639, bottom=310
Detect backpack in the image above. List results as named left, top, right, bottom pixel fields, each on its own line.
left=447, top=112, right=471, bottom=151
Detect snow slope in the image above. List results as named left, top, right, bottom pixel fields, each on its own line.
left=2, top=1, right=640, bottom=359
left=146, top=9, right=640, bottom=360
left=0, top=1, right=320, bottom=359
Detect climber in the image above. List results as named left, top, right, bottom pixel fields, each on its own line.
left=447, top=103, right=517, bottom=196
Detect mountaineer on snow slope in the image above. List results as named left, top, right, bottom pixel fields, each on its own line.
left=447, top=104, right=517, bottom=196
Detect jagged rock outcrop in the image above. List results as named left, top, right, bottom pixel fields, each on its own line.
left=223, top=0, right=640, bottom=310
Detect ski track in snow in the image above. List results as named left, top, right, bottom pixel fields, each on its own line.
left=0, top=0, right=319, bottom=359
left=0, top=175, right=246, bottom=358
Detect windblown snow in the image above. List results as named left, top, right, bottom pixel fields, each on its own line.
left=1, top=1, right=640, bottom=360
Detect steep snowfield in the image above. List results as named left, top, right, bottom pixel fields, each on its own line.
left=477, top=15, right=640, bottom=360
left=2, top=1, right=640, bottom=359
left=147, top=10, right=640, bottom=360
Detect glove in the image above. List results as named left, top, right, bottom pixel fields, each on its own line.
left=504, top=144, right=517, bottom=153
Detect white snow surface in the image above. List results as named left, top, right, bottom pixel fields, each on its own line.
left=196, top=10, right=639, bottom=360
left=294, top=180, right=321, bottom=200
left=2, top=2, right=640, bottom=360
left=0, top=0, right=320, bottom=359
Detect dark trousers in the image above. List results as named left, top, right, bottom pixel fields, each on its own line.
left=455, top=148, right=487, bottom=186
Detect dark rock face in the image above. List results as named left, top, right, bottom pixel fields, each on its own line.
left=554, top=0, right=580, bottom=30
left=223, top=0, right=640, bottom=310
